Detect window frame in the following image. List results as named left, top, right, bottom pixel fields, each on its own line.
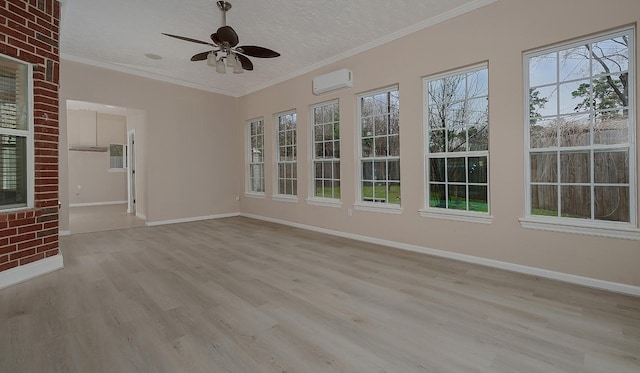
left=108, top=143, right=127, bottom=172
left=273, top=110, right=298, bottom=202
left=0, top=54, right=34, bottom=212
left=246, top=117, right=265, bottom=197
left=354, top=85, right=402, bottom=214
left=521, top=27, right=639, bottom=240
left=420, top=63, right=492, bottom=224
left=307, top=99, right=341, bottom=208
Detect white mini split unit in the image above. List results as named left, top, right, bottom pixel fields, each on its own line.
left=312, top=68, right=353, bottom=95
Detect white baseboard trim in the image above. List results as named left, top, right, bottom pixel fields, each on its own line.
left=136, top=213, right=147, bottom=220
left=59, top=230, right=71, bottom=237
left=146, top=212, right=240, bottom=227
left=69, top=201, right=127, bottom=208
left=240, top=213, right=640, bottom=297
left=0, top=254, right=64, bottom=290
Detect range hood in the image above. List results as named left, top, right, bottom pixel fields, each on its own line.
left=68, top=145, right=108, bottom=152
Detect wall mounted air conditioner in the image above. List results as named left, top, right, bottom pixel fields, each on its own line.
left=312, top=68, right=353, bottom=95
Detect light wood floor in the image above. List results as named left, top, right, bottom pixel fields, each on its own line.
left=69, top=204, right=145, bottom=234
left=1, top=217, right=639, bottom=372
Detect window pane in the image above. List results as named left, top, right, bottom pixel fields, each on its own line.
left=591, top=37, right=629, bottom=76
left=561, top=185, right=591, bottom=219
left=559, top=79, right=590, bottom=115
left=468, top=157, right=487, bottom=184
left=469, top=185, right=488, bottom=212
left=362, top=138, right=373, bottom=157
left=362, top=161, right=373, bottom=181
left=530, top=118, right=558, bottom=148
left=388, top=182, right=400, bottom=204
left=559, top=114, right=590, bottom=147
left=595, top=186, right=629, bottom=222
left=429, top=184, right=446, bottom=208
left=531, top=85, right=558, bottom=117
left=447, top=127, right=467, bottom=152
left=560, top=151, right=590, bottom=183
left=531, top=185, right=558, bottom=216
left=374, top=160, right=386, bottom=181
left=594, top=111, right=628, bottom=145
left=374, top=137, right=388, bottom=157
left=559, top=46, right=590, bottom=82
left=529, top=51, right=557, bottom=87
left=429, top=158, right=445, bottom=182
left=0, top=59, right=28, bottom=130
left=448, top=185, right=466, bottom=210
left=469, top=125, right=488, bottom=151
left=447, top=157, right=466, bottom=183
left=388, top=159, right=400, bottom=181
left=530, top=153, right=557, bottom=183
left=374, top=116, right=387, bottom=136
left=362, top=181, right=374, bottom=200
left=429, top=130, right=445, bottom=153
left=594, top=151, right=628, bottom=184
left=0, top=135, right=27, bottom=207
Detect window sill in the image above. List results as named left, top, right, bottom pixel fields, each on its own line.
left=306, top=198, right=341, bottom=208
left=244, top=192, right=266, bottom=199
left=419, top=208, right=493, bottom=224
left=272, top=195, right=298, bottom=203
left=519, top=216, right=640, bottom=240
left=353, top=202, right=403, bottom=215
left=108, top=168, right=127, bottom=173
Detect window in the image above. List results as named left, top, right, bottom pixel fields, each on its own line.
left=311, top=100, right=340, bottom=201
left=275, top=111, right=297, bottom=199
left=109, top=144, right=126, bottom=169
left=423, top=64, right=490, bottom=221
left=524, top=28, right=637, bottom=236
left=0, top=55, right=32, bottom=211
left=358, top=86, right=400, bottom=208
left=247, top=118, right=265, bottom=194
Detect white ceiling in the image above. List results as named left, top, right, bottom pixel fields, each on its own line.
left=60, top=0, right=495, bottom=97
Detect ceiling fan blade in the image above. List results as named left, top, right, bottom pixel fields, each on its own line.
left=210, top=33, right=221, bottom=45
left=216, top=26, right=239, bottom=47
left=190, top=51, right=213, bottom=61
left=237, top=45, right=280, bottom=58
left=162, top=33, right=216, bottom=47
left=236, top=54, right=254, bottom=71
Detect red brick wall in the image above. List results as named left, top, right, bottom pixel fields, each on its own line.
left=0, top=0, right=60, bottom=272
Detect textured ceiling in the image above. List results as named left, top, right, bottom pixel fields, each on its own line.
left=60, top=0, right=495, bottom=97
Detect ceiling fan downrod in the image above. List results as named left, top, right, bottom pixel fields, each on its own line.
left=217, top=1, right=232, bottom=26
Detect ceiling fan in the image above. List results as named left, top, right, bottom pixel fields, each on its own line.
left=162, top=1, right=280, bottom=74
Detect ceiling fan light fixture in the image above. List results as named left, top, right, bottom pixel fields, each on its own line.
left=207, top=52, right=216, bottom=67
left=226, top=53, right=236, bottom=68
left=215, top=58, right=226, bottom=74
left=233, top=60, right=243, bottom=74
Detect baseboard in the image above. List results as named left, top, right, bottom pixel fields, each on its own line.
left=0, top=254, right=64, bottom=290
left=145, top=212, right=240, bottom=227
left=59, top=230, right=71, bottom=237
left=136, top=213, right=147, bottom=220
left=240, top=213, right=640, bottom=297
left=69, top=201, right=127, bottom=208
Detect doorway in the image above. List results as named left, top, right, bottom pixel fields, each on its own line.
left=66, top=100, right=146, bottom=234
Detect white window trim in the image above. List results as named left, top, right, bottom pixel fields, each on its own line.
left=246, top=117, right=265, bottom=196
left=0, top=54, right=34, bottom=212
left=522, top=27, right=638, bottom=238
left=306, top=197, right=341, bottom=208
left=273, top=110, right=297, bottom=200
left=308, top=99, right=341, bottom=205
left=355, top=85, right=402, bottom=212
left=272, top=194, right=298, bottom=203
left=353, top=202, right=403, bottom=214
left=422, top=63, right=491, bottom=222
left=419, top=208, right=493, bottom=224
left=245, top=192, right=266, bottom=199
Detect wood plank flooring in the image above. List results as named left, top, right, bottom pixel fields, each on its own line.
left=1, top=217, right=639, bottom=372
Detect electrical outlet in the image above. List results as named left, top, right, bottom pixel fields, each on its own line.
left=235, top=196, right=240, bottom=202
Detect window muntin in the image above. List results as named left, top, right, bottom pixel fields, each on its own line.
left=276, top=111, right=297, bottom=196
left=0, top=55, right=31, bottom=210
left=248, top=118, right=265, bottom=194
left=358, top=87, right=400, bottom=205
left=425, top=65, right=489, bottom=213
left=312, top=101, right=340, bottom=200
left=526, top=29, right=635, bottom=224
